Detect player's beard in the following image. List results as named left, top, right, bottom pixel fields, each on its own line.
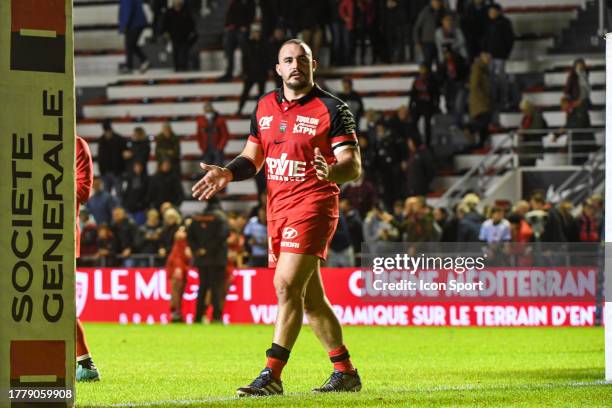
left=284, top=72, right=309, bottom=90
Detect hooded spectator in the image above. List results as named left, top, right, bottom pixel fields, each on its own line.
left=147, top=159, right=184, bottom=210
left=155, top=122, right=181, bottom=172
left=197, top=102, right=230, bottom=166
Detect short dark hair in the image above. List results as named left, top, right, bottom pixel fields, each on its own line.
left=530, top=191, right=546, bottom=205
left=278, top=38, right=312, bottom=58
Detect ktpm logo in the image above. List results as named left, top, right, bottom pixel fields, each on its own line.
left=282, top=227, right=298, bottom=240
left=259, top=115, right=274, bottom=130
left=10, top=0, right=66, bottom=73
left=76, top=271, right=89, bottom=317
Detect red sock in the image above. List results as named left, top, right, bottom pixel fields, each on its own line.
left=265, top=357, right=287, bottom=380
left=328, top=345, right=355, bottom=373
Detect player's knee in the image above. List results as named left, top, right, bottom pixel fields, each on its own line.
left=274, top=279, right=304, bottom=303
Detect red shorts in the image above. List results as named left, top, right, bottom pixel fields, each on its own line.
left=267, top=214, right=338, bottom=268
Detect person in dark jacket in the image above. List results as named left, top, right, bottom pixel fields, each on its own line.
left=564, top=58, right=591, bottom=108
left=111, top=206, right=141, bottom=267
left=237, top=26, right=269, bottom=115
left=121, top=161, right=150, bottom=225
left=339, top=198, right=364, bottom=261
left=296, top=0, right=326, bottom=59
left=481, top=3, right=514, bottom=109
left=187, top=197, right=230, bottom=323
left=87, top=177, right=117, bottom=226
left=139, top=208, right=163, bottom=257
left=403, top=134, right=436, bottom=196
left=327, top=212, right=354, bottom=267
left=220, top=0, right=255, bottom=80
left=267, top=27, right=287, bottom=88
left=147, top=159, right=184, bottom=210
left=124, top=126, right=151, bottom=174
left=338, top=78, right=364, bottom=130
left=438, top=46, right=469, bottom=126
left=409, top=64, right=440, bottom=147
left=196, top=102, right=230, bottom=166
left=559, top=96, right=595, bottom=165
left=518, top=99, right=547, bottom=166
left=155, top=122, right=181, bottom=172
left=162, top=0, right=197, bottom=71
left=98, top=120, right=128, bottom=197
left=119, top=0, right=150, bottom=73
left=460, top=0, right=491, bottom=61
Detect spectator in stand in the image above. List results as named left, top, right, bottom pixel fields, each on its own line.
left=578, top=199, right=600, bottom=242
left=481, top=3, right=514, bottom=109
left=87, top=177, right=117, bottom=226
left=188, top=197, right=229, bottom=323
left=564, top=58, right=591, bottom=108
left=395, top=196, right=436, bottom=242
left=78, top=207, right=98, bottom=265
left=96, top=225, right=116, bottom=266
left=460, top=0, right=491, bottom=61
left=353, top=0, right=376, bottom=65
left=147, top=159, right=184, bottom=210
left=140, top=208, right=163, bottom=261
left=438, top=43, right=469, bottom=126
left=119, top=0, right=150, bottom=73
left=435, top=13, right=467, bottom=62
left=357, top=135, right=376, bottom=183
left=167, top=225, right=192, bottom=322
left=559, top=96, right=595, bottom=165
left=517, top=99, right=547, bottom=166
left=468, top=51, right=492, bottom=147
left=158, top=206, right=181, bottom=262
left=121, top=161, right=150, bottom=225
left=409, top=64, right=439, bottom=147
left=457, top=193, right=484, bottom=242
left=329, top=0, right=345, bottom=66
left=558, top=201, right=580, bottom=242
left=148, top=0, right=167, bottom=43
left=97, top=120, right=128, bottom=197
left=237, top=25, right=268, bottom=115
left=260, top=0, right=280, bottom=40
left=111, top=206, right=141, bottom=267
left=402, top=134, right=436, bottom=197
left=382, top=0, right=409, bottom=63
left=374, top=121, right=406, bottom=210
left=363, top=204, right=399, bottom=246
left=338, top=78, right=364, bottom=129
left=387, top=105, right=419, bottom=142
left=338, top=0, right=356, bottom=65
left=413, top=0, right=445, bottom=70
left=508, top=212, right=532, bottom=243
left=155, top=122, right=181, bottom=172
left=196, top=102, right=229, bottom=166
left=341, top=172, right=378, bottom=218
left=297, top=0, right=326, bottom=59
left=220, top=0, right=255, bottom=81
left=243, top=206, right=268, bottom=267
left=162, top=0, right=198, bottom=71
left=124, top=126, right=151, bottom=174
left=248, top=192, right=267, bottom=219
left=439, top=206, right=459, bottom=242
left=479, top=206, right=511, bottom=243
left=327, top=212, right=355, bottom=267
left=340, top=198, right=364, bottom=261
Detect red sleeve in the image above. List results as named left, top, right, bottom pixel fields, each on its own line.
left=217, top=117, right=230, bottom=149
left=76, top=136, right=94, bottom=205
left=195, top=116, right=207, bottom=152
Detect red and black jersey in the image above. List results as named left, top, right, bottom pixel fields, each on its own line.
left=248, top=85, right=358, bottom=220
left=76, top=136, right=94, bottom=258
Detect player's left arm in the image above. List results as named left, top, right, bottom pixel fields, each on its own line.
left=314, top=146, right=361, bottom=184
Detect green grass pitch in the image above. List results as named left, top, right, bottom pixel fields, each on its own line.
left=76, top=323, right=609, bottom=407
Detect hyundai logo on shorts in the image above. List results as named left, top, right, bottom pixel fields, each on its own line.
left=282, top=227, right=298, bottom=240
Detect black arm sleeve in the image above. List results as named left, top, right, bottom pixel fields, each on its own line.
left=226, top=156, right=257, bottom=181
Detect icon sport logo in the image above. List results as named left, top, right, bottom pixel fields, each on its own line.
left=282, top=227, right=298, bottom=240
left=259, top=115, right=274, bottom=130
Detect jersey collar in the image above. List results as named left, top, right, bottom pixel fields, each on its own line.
left=275, top=84, right=319, bottom=107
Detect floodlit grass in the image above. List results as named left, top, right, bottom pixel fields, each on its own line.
left=77, top=324, right=609, bottom=407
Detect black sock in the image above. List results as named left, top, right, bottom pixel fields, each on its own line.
left=266, top=343, right=291, bottom=362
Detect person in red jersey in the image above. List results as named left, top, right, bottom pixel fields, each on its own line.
left=192, top=39, right=362, bottom=396
left=166, top=226, right=193, bottom=322
left=75, top=136, right=100, bottom=382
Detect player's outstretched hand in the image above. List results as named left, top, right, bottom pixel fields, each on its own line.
left=191, top=163, right=233, bottom=201
left=313, top=147, right=329, bottom=181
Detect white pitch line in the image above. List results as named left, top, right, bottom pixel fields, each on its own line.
left=79, top=380, right=612, bottom=408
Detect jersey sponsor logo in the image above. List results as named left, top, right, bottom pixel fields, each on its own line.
left=293, top=115, right=319, bottom=136
left=282, top=227, right=298, bottom=240
left=280, top=241, right=300, bottom=248
left=279, top=119, right=288, bottom=133
left=266, top=153, right=306, bottom=182
left=259, top=115, right=274, bottom=130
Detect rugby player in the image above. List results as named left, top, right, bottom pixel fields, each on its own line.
left=192, top=39, right=362, bottom=396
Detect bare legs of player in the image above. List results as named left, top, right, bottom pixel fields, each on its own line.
left=170, top=269, right=186, bottom=321
left=272, top=252, right=342, bottom=351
